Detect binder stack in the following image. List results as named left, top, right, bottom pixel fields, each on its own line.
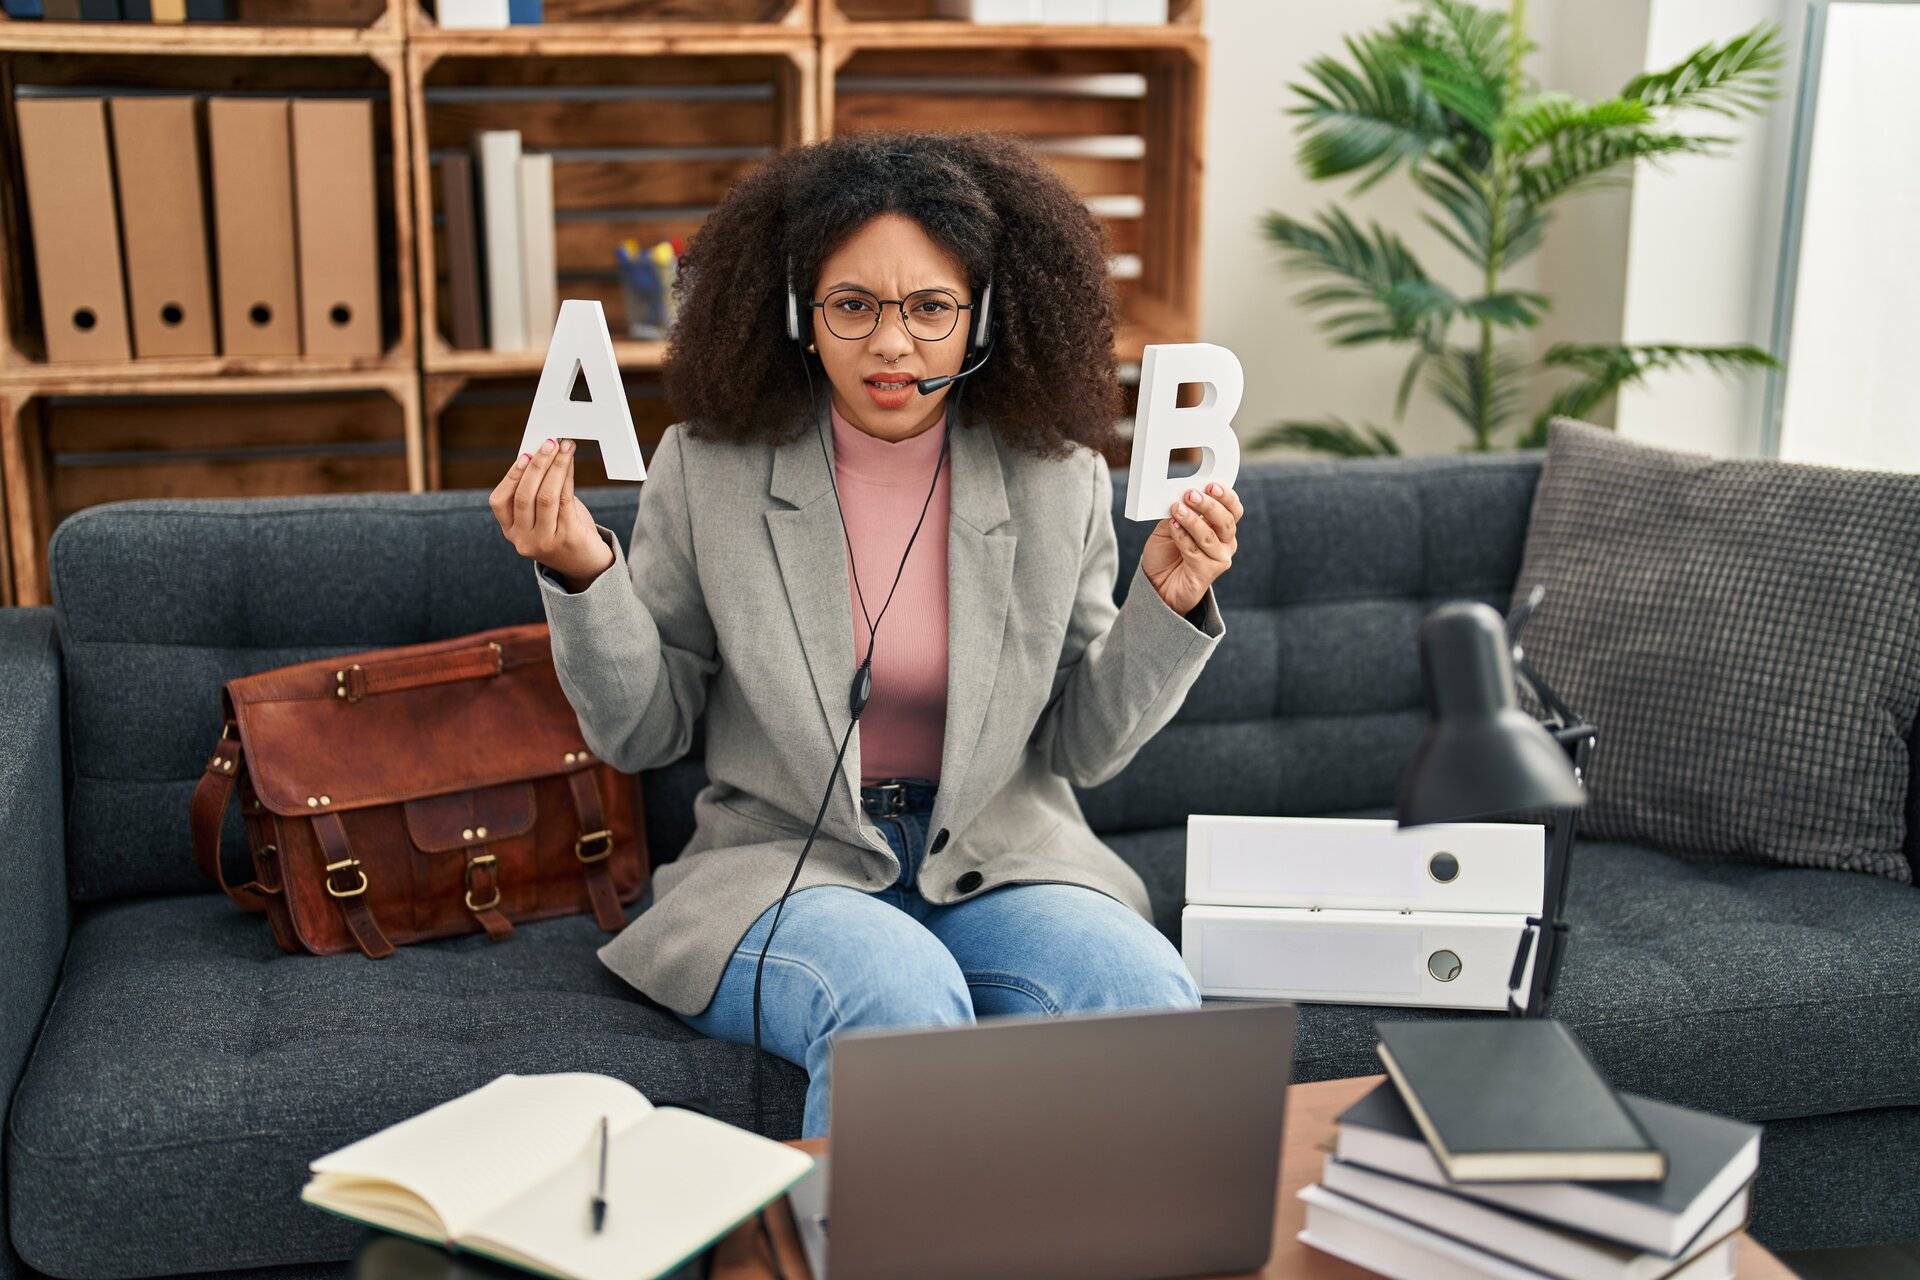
left=1180, top=815, right=1547, bottom=1010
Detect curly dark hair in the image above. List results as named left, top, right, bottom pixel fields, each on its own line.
left=662, top=131, right=1126, bottom=462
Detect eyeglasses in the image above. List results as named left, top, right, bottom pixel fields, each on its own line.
left=807, top=287, right=973, bottom=343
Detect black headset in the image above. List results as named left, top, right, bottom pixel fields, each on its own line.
left=745, top=258, right=998, bottom=1192
left=785, top=256, right=996, bottom=394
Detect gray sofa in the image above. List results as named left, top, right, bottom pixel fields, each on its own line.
left=3, top=447, right=1916, bottom=1280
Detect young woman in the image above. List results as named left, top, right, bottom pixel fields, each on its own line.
left=492, top=131, right=1243, bottom=1138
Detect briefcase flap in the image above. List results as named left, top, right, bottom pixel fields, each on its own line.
left=404, top=781, right=537, bottom=852
left=225, top=623, right=604, bottom=817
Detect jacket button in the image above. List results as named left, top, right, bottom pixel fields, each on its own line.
left=930, top=828, right=949, bottom=854
left=956, top=870, right=982, bottom=893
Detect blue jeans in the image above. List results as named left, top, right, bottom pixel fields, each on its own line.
left=675, top=777, right=1200, bottom=1137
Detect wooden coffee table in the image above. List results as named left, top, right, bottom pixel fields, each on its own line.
left=711, top=1073, right=1793, bottom=1279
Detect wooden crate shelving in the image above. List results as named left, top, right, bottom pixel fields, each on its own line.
left=407, top=0, right=809, bottom=45
left=0, top=3, right=1207, bottom=605
left=409, top=39, right=817, bottom=376
left=820, top=0, right=1199, bottom=37
left=0, top=40, right=415, bottom=382
left=0, top=370, right=420, bottom=604
left=822, top=30, right=1205, bottom=360
left=0, top=0, right=404, bottom=43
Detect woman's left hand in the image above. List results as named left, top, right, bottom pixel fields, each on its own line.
left=1141, top=480, right=1242, bottom=617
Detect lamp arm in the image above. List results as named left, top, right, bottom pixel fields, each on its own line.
left=1512, top=647, right=1588, bottom=733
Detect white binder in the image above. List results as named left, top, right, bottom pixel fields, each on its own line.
left=1181, top=904, right=1539, bottom=1010
left=1186, top=815, right=1545, bottom=915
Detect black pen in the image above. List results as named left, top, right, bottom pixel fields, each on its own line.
left=592, top=1114, right=608, bottom=1233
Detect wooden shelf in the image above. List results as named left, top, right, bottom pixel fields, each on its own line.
left=0, top=369, right=421, bottom=605
left=824, top=36, right=1207, bottom=354
left=819, top=0, right=1201, bottom=36
left=406, top=0, right=809, bottom=44
left=424, top=364, right=671, bottom=490
left=426, top=339, right=666, bottom=377
left=410, top=40, right=816, bottom=370
left=818, top=21, right=1201, bottom=48
left=0, top=0, right=404, bottom=47
left=0, top=0, right=1208, bottom=605
left=0, top=44, right=417, bottom=379
left=0, top=23, right=401, bottom=54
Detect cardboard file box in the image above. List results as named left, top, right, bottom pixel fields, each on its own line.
left=1181, top=905, right=1540, bottom=1011
left=209, top=97, right=301, bottom=356
left=16, top=98, right=132, bottom=363
left=291, top=99, right=382, bottom=358
left=109, top=97, right=217, bottom=358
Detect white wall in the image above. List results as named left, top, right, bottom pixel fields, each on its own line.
left=1771, top=1, right=1920, bottom=472
left=1613, top=0, right=1806, bottom=457
left=1200, top=0, right=1498, bottom=457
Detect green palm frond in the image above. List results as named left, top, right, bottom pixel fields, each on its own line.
left=1516, top=342, right=1782, bottom=445
left=1459, top=290, right=1550, bottom=327
left=1412, top=153, right=1549, bottom=266
left=1623, top=23, right=1785, bottom=118
left=1427, top=344, right=1531, bottom=444
left=1262, top=207, right=1457, bottom=344
left=1516, top=131, right=1719, bottom=205
left=1251, top=417, right=1404, bottom=457
left=1497, top=92, right=1654, bottom=155
left=1287, top=29, right=1451, bottom=190
left=1405, top=0, right=1515, bottom=133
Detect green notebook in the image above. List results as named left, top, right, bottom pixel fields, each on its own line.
left=301, top=1072, right=813, bottom=1280
left=1375, top=1019, right=1666, bottom=1183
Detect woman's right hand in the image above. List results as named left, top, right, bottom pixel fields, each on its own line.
left=490, top=437, right=616, bottom=591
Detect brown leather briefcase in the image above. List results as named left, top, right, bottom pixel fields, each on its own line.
left=189, top=622, right=648, bottom=958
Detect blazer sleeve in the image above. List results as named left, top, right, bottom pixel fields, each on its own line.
left=532, top=423, right=718, bottom=773
left=1027, top=451, right=1226, bottom=789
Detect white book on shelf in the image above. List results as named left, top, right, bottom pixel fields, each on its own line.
left=437, top=0, right=509, bottom=26
left=1185, top=814, right=1545, bottom=914
left=1105, top=0, right=1169, bottom=20
left=1298, top=1184, right=1738, bottom=1280
left=475, top=129, right=526, bottom=352
left=1041, top=0, right=1101, bottom=20
left=934, top=0, right=1043, bottom=18
left=1180, top=904, right=1538, bottom=1010
left=517, top=151, right=557, bottom=347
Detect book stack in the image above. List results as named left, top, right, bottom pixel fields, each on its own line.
left=1300, top=1020, right=1763, bottom=1280
left=439, top=129, right=558, bottom=353
left=1180, top=815, right=1548, bottom=1010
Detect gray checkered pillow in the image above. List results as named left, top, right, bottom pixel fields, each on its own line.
left=1509, top=419, right=1920, bottom=883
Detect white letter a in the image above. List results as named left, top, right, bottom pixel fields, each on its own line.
left=519, top=299, right=647, bottom=482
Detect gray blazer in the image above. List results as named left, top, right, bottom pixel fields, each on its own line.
left=534, top=393, right=1226, bottom=1017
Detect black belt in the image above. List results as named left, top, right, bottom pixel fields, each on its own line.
left=860, top=778, right=936, bottom=817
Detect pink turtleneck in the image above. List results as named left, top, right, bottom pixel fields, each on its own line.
left=830, top=398, right=951, bottom=785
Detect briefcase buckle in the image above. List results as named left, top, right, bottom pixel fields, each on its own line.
left=575, top=829, right=613, bottom=864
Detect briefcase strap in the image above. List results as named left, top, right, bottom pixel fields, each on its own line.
left=189, top=722, right=278, bottom=914
left=567, top=768, right=625, bottom=932
left=312, top=810, right=396, bottom=959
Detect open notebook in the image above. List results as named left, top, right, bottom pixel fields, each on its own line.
left=300, top=1072, right=814, bottom=1280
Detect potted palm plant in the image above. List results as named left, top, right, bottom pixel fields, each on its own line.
left=1257, top=0, right=1785, bottom=456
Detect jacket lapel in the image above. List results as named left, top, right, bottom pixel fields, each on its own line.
left=765, top=393, right=1016, bottom=844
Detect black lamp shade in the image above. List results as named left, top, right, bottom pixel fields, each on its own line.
left=1397, top=602, right=1587, bottom=826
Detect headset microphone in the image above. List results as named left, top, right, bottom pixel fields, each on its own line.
left=915, top=341, right=993, bottom=395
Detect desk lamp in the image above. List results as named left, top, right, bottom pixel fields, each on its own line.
left=1396, top=588, right=1598, bottom=1017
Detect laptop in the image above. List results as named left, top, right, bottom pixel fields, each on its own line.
left=787, top=1001, right=1299, bottom=1280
